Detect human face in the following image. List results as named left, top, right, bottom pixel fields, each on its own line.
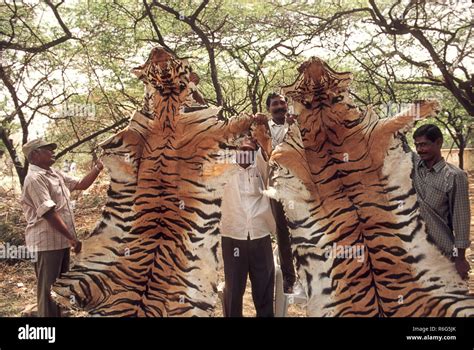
left=414, top=135, right=442, bottom=163
left=30, top=145, right=56, bottom=169
left=268, top=95, right=288, bottom=122
left=237, top=137, right=257, bottom=168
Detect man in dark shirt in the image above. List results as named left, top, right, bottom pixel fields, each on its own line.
left=412, top=124, right=471, bottom=280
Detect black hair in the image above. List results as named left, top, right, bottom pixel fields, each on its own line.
left=413, top=124, right=443, bottom=142
left=265, top=92, right=287, bottom=110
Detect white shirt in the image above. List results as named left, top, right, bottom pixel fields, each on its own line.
left=269, top=119, right=289, bottom=149
left=220, top=149, right=276, bottom=240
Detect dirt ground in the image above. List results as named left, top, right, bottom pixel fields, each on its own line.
left=0, top=178, right=306, bottom=317
left=0, top=173, right=473, bottom=317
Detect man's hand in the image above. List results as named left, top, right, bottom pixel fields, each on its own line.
left=286, top=114, right=298, bottom=125
left=74, top=159, right=104, bottom=191
left=69, top=239, right=82, bottom=254
left=454, top=256, right=470, bottom=280
left=252, top=113, right=268, bottom=125
left=94, top=160, right=104, bottom=172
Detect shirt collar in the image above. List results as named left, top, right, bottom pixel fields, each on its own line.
left=29, top=164, right=48, bottom=174
left=432, top=158, right=446, bottom=173
left=268, top=119, right=287, bottom=128
left=418, top=157, right=446, bottom=173
left=237, top=160, right=257, bottom=171
left=28, top=164, right=56, bottom=176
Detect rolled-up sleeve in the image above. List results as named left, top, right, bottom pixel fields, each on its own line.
left=450, top=171, right=471, bottom=249
left=23, top=177, right=56, bottom=217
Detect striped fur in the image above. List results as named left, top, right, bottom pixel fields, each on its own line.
left=52, top=47, right=253, bottom=316
left=256, top=57, right=474, bottom=317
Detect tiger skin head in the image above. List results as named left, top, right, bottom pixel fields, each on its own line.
left=282, top=57, right=358, bottom=119
left=266, top=57, right=474, bottom=317
left=132, top=47, right=195, bottom=129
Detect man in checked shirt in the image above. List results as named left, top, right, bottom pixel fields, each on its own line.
left=412, top=124, right=471, bottom=280
left=21, top=139, right=104, bottom=316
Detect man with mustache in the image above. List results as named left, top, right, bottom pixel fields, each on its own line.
left=258, top=92, right=299, bottom=294
left=21, top=139, right=104, bottom=316
left=412, top=124, right=471, bottom=280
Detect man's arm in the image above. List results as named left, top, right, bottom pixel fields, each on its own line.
left=73, top=161, right=104, bottom=191
left=43, top=209, right=82, bottom=253
left=254, top=147, right=270, bottom=186
left=450, top=171, right=471, bottom=279
left=251, top=114, right=272, bottom=160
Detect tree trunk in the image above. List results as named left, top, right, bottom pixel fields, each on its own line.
left=0, top=127, right=27, bottom=187
left=458, top=147, right=464, bottom=170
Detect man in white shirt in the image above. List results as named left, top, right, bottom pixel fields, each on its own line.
left=264, top=92, right=298, bottom=294
left=220, top=136, right=276, bottom=317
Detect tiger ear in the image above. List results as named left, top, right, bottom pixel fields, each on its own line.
left=131, top=48, right=159, bottom=83
left=131, top=64, right=148, bottom=84
left=298, top=61, right=309, bottom=73
left=189, top=71, right=200, bottom=85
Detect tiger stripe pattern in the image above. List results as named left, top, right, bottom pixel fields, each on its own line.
left=254, top=57, right=474, bottom=317
left=52, top=47, right=255, bottom=316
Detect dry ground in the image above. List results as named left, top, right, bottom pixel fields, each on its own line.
left=0, top=172, right=473, bottom=317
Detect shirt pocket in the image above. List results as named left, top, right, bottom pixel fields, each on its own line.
left=248, top=173, right=263, bottom=195
left=425, top=182, right=448, bottom=209
left=48, top=177, right=68, bottom=207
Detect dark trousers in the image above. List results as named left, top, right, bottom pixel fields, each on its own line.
left=270, top=198, right=296, bottom=287
left=34, top=248, right=70, bottom=317
left=222, top=235, right=275, bottom=317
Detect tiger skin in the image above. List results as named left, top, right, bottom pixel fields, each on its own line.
left=52, top=47, right=255, bottom=316
left=253, top=57, right=474, bottom=317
